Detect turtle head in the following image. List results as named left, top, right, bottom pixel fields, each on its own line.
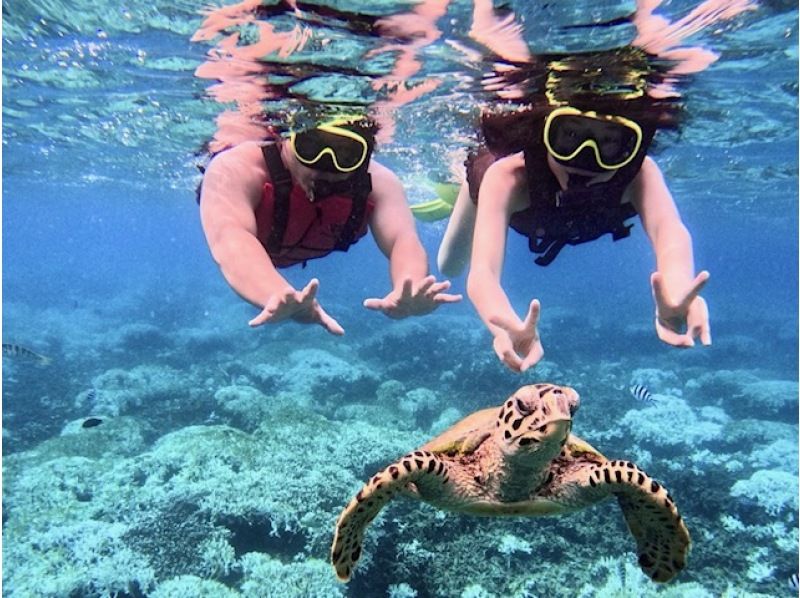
left=495, top=384, right=580, bottom=458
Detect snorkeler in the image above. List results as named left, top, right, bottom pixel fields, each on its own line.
left=436, top=96, right=711, bottom=373
left=199, top=114, right=461, bottom=335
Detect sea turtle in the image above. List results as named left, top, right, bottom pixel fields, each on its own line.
left=331, top=383, right=690, bottom=583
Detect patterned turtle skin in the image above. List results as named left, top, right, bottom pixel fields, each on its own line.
left=331, top=383, right=691, bottom=583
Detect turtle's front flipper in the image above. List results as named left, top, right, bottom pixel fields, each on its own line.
left=589, top=460, right=691, bottom=583
left=331, top=450, right=450, bottom=582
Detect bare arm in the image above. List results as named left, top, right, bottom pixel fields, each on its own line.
left=363, top=161, right=461, bottom=318
left=368, top=161, right=430, bottom=285
left=630, top=157, right=696, bottom=291
left=200, top=142, right=344, bottom=334
left=630, top=156, right=711, bottom=345
left=466, top=154, right=543, bottom=372
left=199, top=142, right=293, bottom=307
left=437, top=182, right=478, bottom=277
left=466, top=155, right=525, bottom=331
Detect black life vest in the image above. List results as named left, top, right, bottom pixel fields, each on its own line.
left=510, top=121, right=654, bottom=266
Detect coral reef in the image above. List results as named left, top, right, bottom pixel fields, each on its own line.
left=3, top=298, right=797, bottom=597
left=730, top=470, right=798, bottom=517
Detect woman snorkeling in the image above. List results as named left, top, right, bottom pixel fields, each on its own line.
left=437, top=86, right=711, bottom=373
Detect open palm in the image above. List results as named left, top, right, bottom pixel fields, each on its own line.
left=249, top=279, right=344, bottom=336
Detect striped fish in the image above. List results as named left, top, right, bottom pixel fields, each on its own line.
left=2, top=343, right=50, bottom=365
left=629, top=384, right=657, bottom=405
left=790, top=573, right=798, bottom=592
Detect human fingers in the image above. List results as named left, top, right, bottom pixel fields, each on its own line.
left=297, top=278, right=320, bottom=304
left=415, top=275, right=436, bottom=296
left=520, top=342, right=544, bottom=372
left=248, top=305, right=275, bottom=327
left=315, top=306, right=345, bottom=336
left=493, top=339, right=522, bottom=373
left=362, top=297, right=388, bottom=311
left=424, top=279, right=451, bottom=297
left=249, top=296, right=282, bottom=327
left=522, top=299, right=541, bottom=329
left=501, top=351, right=523, bottom=373
left=488, top=313, right=521, bottom=332
left=688, top=320, right=711, bottom=346
left=398, top=278, right=414, bottom=300
left=681, top=271, right=710, bottom=308
left=655, top=319, right=695, bottom=348
left=432, top=292, right=463, bottom=304
left=650, top=272, right=666, bottom=305
left=690, top=298, right=711, bottom=346
left=699, top=321, right=712, bottom=345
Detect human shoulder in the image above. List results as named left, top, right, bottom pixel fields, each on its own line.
left=639, top=155, right=661, bottom=175
left=367, top=159, right=400, bottom=185
left=480, top=152, right=528, bottom=210
left=481, top=152, right=526, bottom=190
left=366, top=159, right=404, bottom=202
left=625, top=154, right=675, bottom=214
left=488, top=151, right=525, bottom=170
left=202, top=141, right=270, bottom=208
left=628, top=155, right=666, bottom=196
left=483, top=152, right=526, bottom=184
left=207, top=141, right=268, bottom=177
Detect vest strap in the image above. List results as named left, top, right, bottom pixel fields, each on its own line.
left=532, top=237, right=567, bottom=266
left=334, top=172, right=372, bottom=251
left=262, top=144, right=293, bottom=255
left=522, top=145, right=641, bottom=267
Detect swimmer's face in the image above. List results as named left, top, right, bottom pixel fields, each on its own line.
left=550, top=118, right=628, bottom=163
left=544, top=107, right=643, bottom=173
left=284, top=145, right=352, bottom=201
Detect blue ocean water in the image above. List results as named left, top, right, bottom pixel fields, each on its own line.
left=3, top=1, right=798, bottom=597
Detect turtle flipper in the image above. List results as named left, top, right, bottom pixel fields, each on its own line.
left=589, top=460, right=691, bottom=583
left=331, top=450, right=450, bottom=582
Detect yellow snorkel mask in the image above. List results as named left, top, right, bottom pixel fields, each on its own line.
left=289, top=116, right=374, bottom=174
left=543, top=106, right=643, bottom=171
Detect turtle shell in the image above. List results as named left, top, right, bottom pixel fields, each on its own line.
left=420, top=406, right=498, bottom=456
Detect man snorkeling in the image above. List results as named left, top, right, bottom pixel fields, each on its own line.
left=436, top=94, right=711, bottom=373
left=200, top=114, right=460, bottom=335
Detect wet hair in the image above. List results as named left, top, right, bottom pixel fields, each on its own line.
left=478, top=47, right=684, bottom=156
left=480, top=94, right=680, bottom=157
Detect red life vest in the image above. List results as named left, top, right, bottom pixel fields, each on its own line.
left=254, top=145, right=374, bottom=268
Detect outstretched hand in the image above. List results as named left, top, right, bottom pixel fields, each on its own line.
left=248, top=278, right=344, bottom=336
left=363, top=275, right=462, bottom=319
left=651, top=271, right=711, bottom=347
left=488, top=299, right=543, bottom=373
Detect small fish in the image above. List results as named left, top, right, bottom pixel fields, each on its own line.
left=790, top=573, right=798, bottom=592
left=629, top=384, right=657, bottom=405
left=81, top=417, right=104, bottom=429
left=2, top=343, right=50, bottom=365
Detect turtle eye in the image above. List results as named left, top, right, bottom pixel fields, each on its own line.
left=515, top=398, right=532, bottom=416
